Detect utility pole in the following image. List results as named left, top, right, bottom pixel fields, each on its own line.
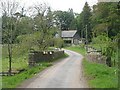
left=85, top=25, right=88, bottom=52
left=60, top=23, right=62, bottom=38
left=85, top=25, right=88, bottom=44
left=81, top=29, right=83, bottom=43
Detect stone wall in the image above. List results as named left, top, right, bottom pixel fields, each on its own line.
left=86, top=53, right=106, bottom=64
left=28, top=50, right=64, bottom=66
left=85, top=46, right=106, bottom=64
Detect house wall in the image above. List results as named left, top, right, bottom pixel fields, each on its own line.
left=73, top=33, right=80, bottom=45
left=62, top=37, right=73, bottom=44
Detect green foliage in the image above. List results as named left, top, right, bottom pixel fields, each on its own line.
left=92, top=23, right=108, bottom=37
left=2, top=44, right=28, bottom=72
left=91, top=3, right=120, bottom=66
left=76, top=2, right=92, bottom=41
left=91, top=2, right=120, bottom=38
left=82, top=2, right=92, bottom=25
left=91, top=35, right=118, bottom=67
left=2, top=14, right=15, bottom=44
left=91, top=35, right=110, bottom=52
left=54, top=9, right=76, bottom=30
left=54, top=38, right=64, bottom=48
left=16, top=31, right=55, bottom=51
left=92, top=35, right=110, bottom=44
left=16, top=17, right=33, bottom=35
left=76, top=13, right=83, bottom=33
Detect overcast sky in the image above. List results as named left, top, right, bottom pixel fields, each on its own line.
left=0, top=0, right=98, bottom=17
left=20, top=0, right=98, bottom=13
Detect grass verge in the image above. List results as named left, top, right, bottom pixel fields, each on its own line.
left=2, top=62, right=51, bottom=88
left=65, top=45, right=118, bottom=88
left=83, top=59, right=118, bottom=88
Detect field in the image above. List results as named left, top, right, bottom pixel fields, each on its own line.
left=65, top=45, right=118, bottom=88
left=2, top=44, right=29, bottom=72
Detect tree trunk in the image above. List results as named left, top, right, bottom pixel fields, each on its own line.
left=118, top=38, right=120, bottom=88
left=8, top=43, right=12, bottom=75
left=106, top=56, right=112, bottom=67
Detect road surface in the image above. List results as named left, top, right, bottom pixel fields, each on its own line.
left=19, top=49, right=88, bottom=88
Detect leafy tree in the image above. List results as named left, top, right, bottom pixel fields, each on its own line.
left=53, top=9, right=76, bottom=30
left=92, top=35, right=110, bottom=52
left=31, top=3, right=57, bottom=50
left=16, top=16, right=33, bottom=36
left=91, top=2, right=120, bottom=38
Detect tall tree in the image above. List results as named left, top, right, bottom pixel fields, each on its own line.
left=1, top=0, right=20, bottom=75
left=83, top=2, right=92, bottom=42
left=76, top=12, right=83, bottom=38
left=77, top=2, right=92, bottom=42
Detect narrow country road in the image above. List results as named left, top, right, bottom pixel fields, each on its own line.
left=19, top=49, right=88, bottom=88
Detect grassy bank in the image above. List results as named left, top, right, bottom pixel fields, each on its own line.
left=83, top=59, right=118, bottom=88
left=65, top=46, right=118, bottom=88
left=2, top=62, right=52, bottom=88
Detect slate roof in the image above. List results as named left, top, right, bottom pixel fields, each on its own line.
left=61, top=30, right=77, bottom=38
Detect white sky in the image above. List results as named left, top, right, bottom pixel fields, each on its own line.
left=20, top=0, right=98, bottom=13
left=0, top=0, right=98, bottom=17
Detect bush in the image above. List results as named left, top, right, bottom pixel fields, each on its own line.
left=54, top=38, right=64, bottom=48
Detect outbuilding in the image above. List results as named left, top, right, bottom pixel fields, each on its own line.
left=61, top=30, right=80, bottom=45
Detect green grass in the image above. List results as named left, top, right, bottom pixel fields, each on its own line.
left=2, top=56, right=28, bottom=72
left=65, top=45, right=86, bottom=56
left=65, top=45, right=118, bottom=88
left=2, top=44, right=29, bottom=72
left=83, top=59, right=118, bottom=88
